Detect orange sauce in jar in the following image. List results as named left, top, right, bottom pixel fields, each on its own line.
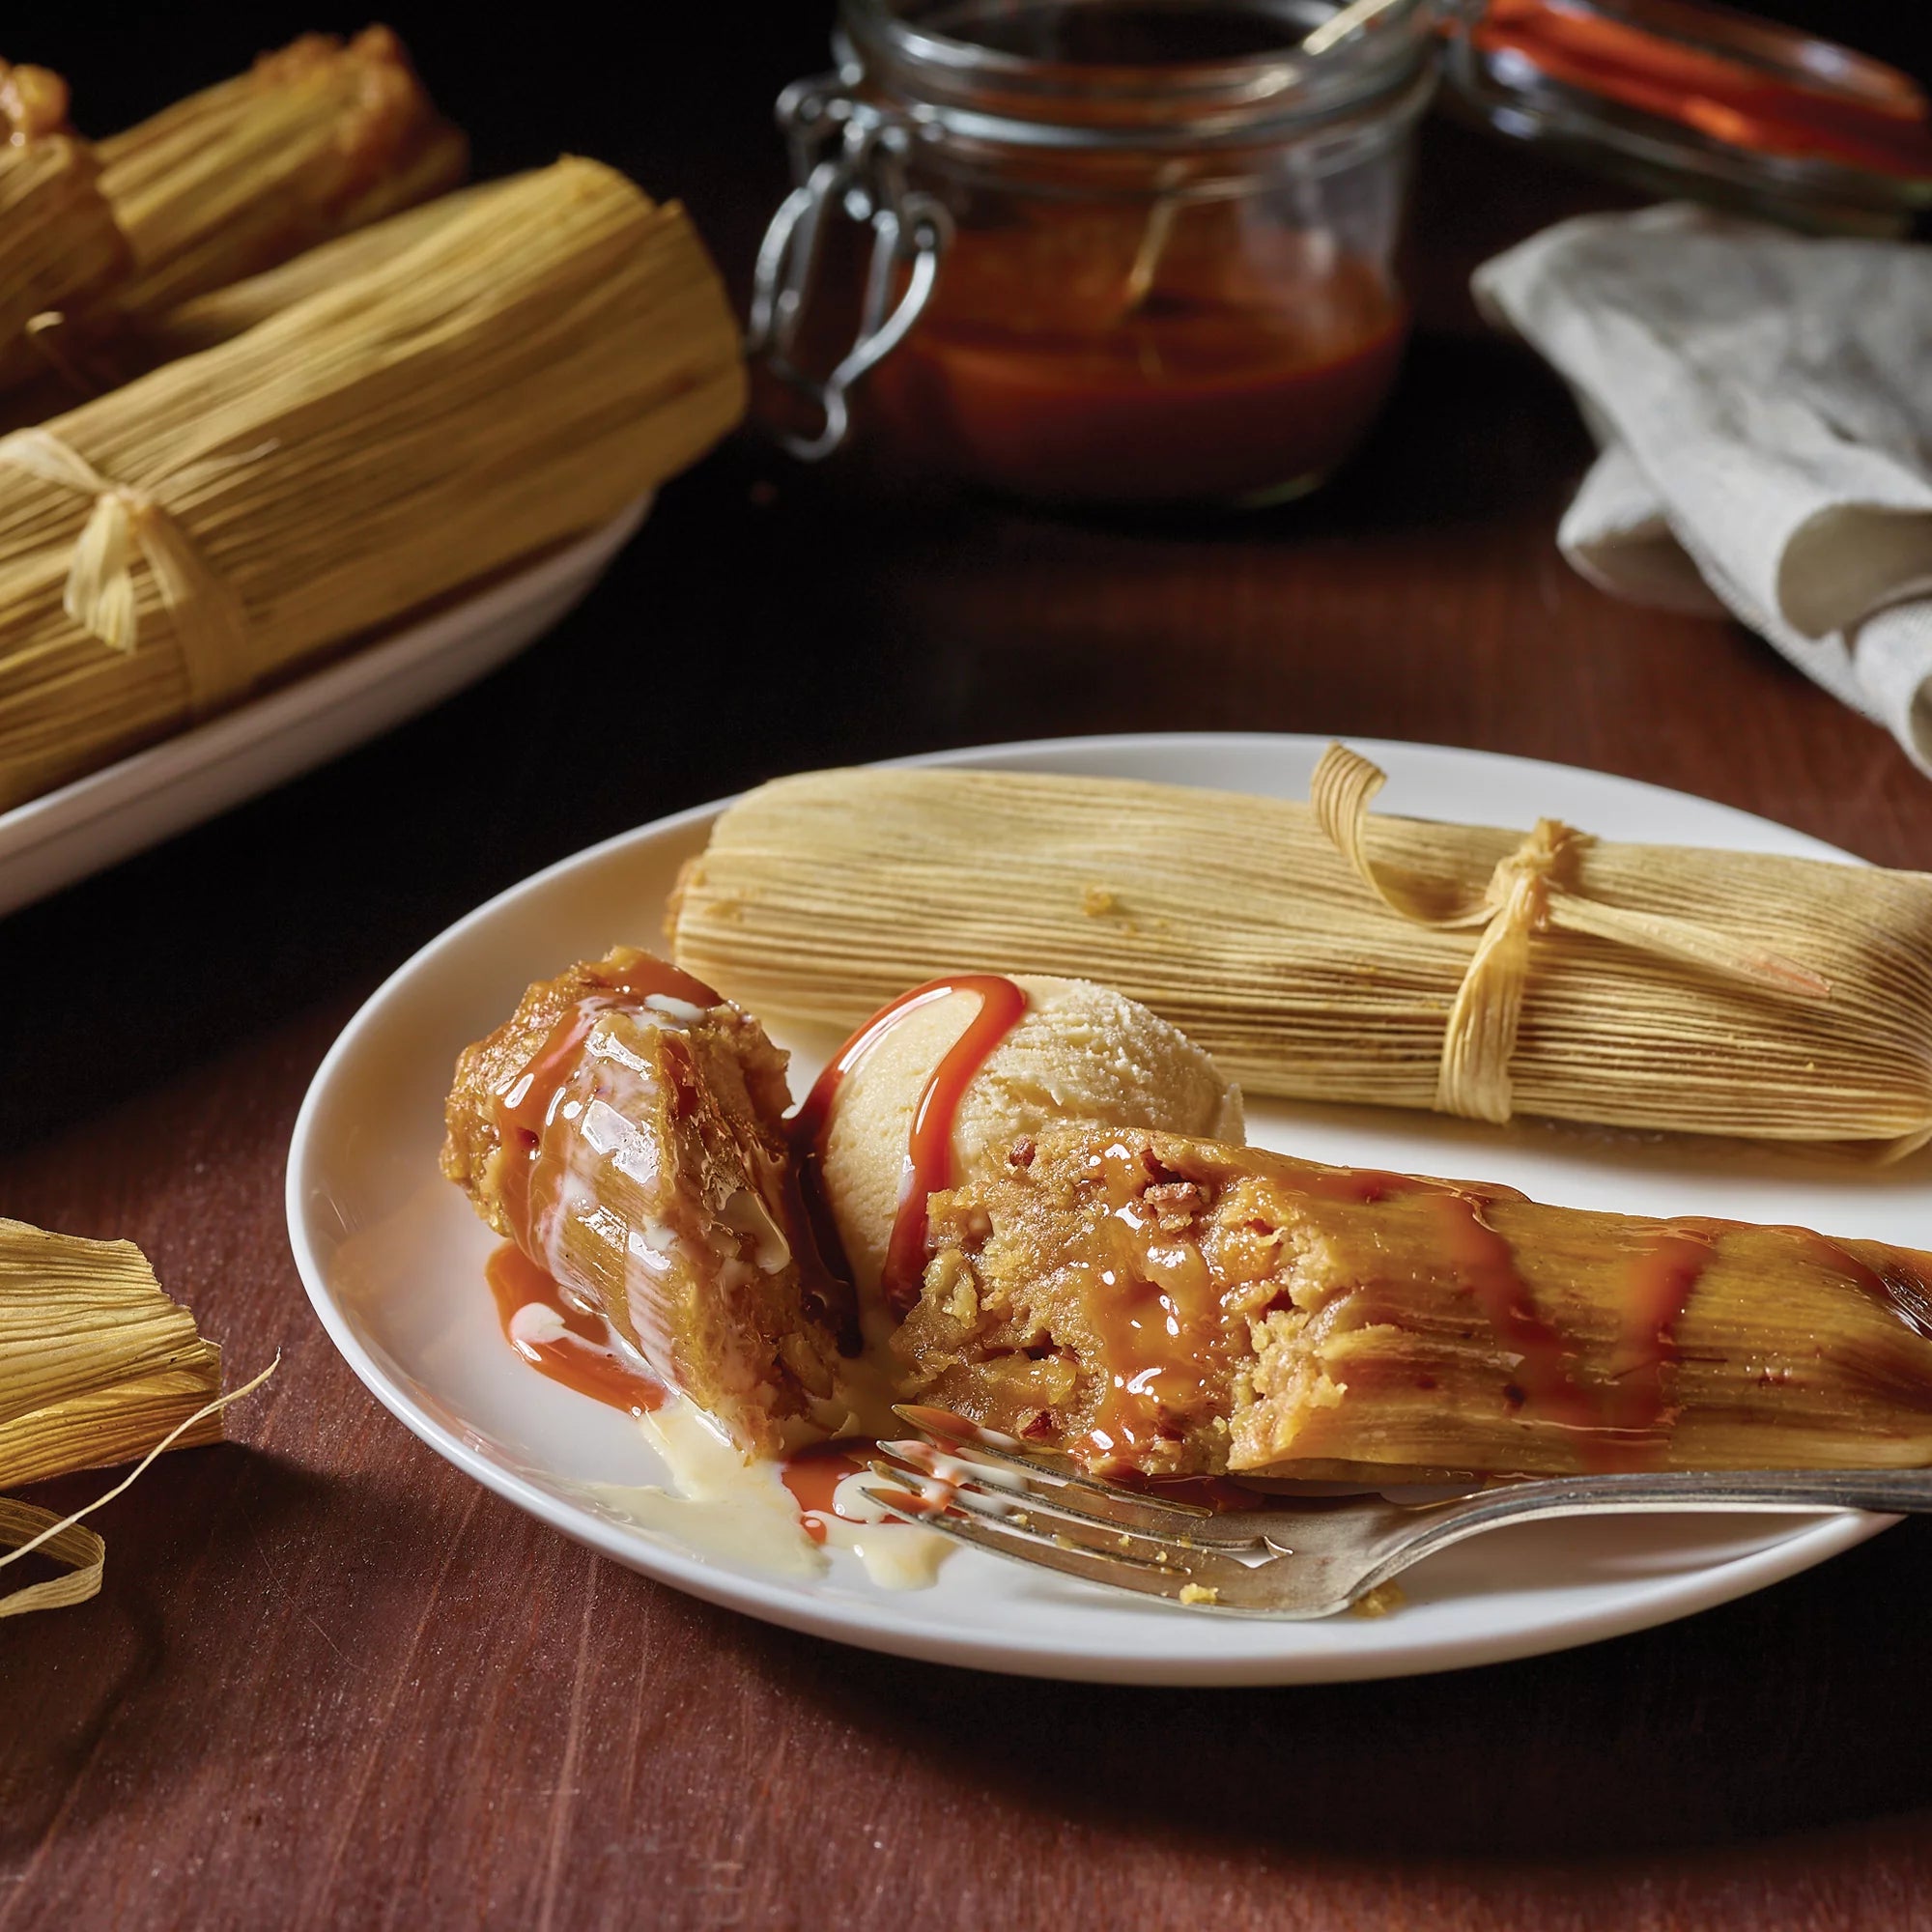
left=865, top=204, right=1406, bottom=505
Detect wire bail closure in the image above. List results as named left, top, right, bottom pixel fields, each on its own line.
left=746, top=74, right=952, bottom=462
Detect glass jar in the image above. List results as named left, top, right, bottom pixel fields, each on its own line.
left=752, top=0, right=1437, bottom=507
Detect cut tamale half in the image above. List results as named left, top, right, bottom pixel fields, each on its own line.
left=896, top=1127, right=1932, bottom=1481
left=93, top=26, right=467, bottom=323
left=668, top=761, right=1932, bottom=1150
left=0, top=156, right=746, bottom=809
left=0, top=63, right=128, bottom=393
left=0, top=1215, right=222, bottom=1489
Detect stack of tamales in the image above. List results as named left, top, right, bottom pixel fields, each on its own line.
left=0, top=29, right=749, bottom=808
left=0, top=156, right=744, bottom=806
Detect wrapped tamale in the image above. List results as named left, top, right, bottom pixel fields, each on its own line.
left=896, top=1127, right=1932, bottom=1480
left=668, top=753, right=1932, bottom=1152
left=93, top=26, right=466, bottom=322
left=0, top=63, right=128, bottom=391
left=0, top=156, right=746, bottom=809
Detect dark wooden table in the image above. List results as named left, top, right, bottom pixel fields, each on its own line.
left=6, top=11, right=1932, bottom=1929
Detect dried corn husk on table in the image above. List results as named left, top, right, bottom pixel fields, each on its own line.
left=0, top=63, right=128, bottom=393
left=668, top=749, right=1932, bottom=1154
left=93, top=26, right=466, bottom=324
left=0, top=1216, right=223, bottom=1616
left=0, top=156, right=746, bottom=809
left=0, top=1217, right=221, bottom=1486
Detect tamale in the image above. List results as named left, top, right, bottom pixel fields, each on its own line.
left=668, top=755, right=1932, bottom=1151
left=896, top=1127, right=1932, bottom=1480
left=0, top=63, right=128, bottom=392
left=0, top=1216, right=222, bottom=1489
left=0, top=156, right=746, bottom=809
left=93, top=26, right=466, bottom=323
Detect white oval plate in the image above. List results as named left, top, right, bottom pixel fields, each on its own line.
left=288, top=734, right=1927, bottom=1685
left=0, top=498, right=649, bottom=919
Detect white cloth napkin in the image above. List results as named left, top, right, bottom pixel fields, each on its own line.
left=1473, top=204, right=1932, bottom=776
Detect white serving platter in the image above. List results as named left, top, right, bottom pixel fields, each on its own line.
left=0, top=497, right=649, bottom=918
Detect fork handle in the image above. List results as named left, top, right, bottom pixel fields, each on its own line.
left=1375, top=1467, right=1932, bottom=1586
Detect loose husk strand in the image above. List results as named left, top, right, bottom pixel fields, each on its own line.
left=0, top=1354, right=277, bottom=1618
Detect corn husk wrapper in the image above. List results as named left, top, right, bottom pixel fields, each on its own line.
left=14, top=185, right=503, bottom=410
left=668, top=754, right=1932, bottom=1152
left=0, top=156, right=747, bottom=809
left=94, top=27, right=466, bottom=324
left=129, top=179, right=498, bottom=368
left=0, top=64, right=128, bottom=392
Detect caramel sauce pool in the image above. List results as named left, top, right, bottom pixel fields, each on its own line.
left=485, top=1242, right=667, bottom=1417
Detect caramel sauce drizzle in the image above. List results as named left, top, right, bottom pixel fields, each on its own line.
left=1605, top=1221, right=1721, bottom=1443
left=482, top=953, right=721, bottom=1416
left=1284, top=1162, right=1732, bottom=1459
left=1062, top=1142, right=1755, bottom=1470
left=1785, top=1230, right=1932, bottom=1344
left=790, top=975, right=1032, bottom=1315
left=485, top=1241, right=667, bottom=1416
left=1426, top=1188, right=1603, bottom=1436
left=493, top=952, right=723, bottom=1254
left=1076, top=1146, right=1226, bottom=1468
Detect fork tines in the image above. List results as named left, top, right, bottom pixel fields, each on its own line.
left=859, top=1456, right=1256, bottom=1610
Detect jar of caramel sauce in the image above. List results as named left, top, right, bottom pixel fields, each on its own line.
left=753, top=0, right=1435, bottom=507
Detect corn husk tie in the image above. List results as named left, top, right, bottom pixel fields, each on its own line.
left=0, top=426, right=252, bottom=716
left=1309, top=744, right=1834, bottom=1124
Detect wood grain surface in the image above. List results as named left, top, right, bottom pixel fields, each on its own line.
left=4, top=9, right=1931, bottom=1928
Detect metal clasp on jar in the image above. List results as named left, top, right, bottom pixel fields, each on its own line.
left=746, top=75, right=952, bottom=461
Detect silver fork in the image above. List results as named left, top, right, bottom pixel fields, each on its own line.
left=863, top=1406, right=1932, bottom=1618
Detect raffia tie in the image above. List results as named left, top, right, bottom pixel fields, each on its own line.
left=0, top=427, right=253, bottom=717
left=1310, top=743, right=1832, bottom=1125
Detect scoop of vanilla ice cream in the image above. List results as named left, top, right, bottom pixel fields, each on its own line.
left=816, top=975, right=1244, bottom=1297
